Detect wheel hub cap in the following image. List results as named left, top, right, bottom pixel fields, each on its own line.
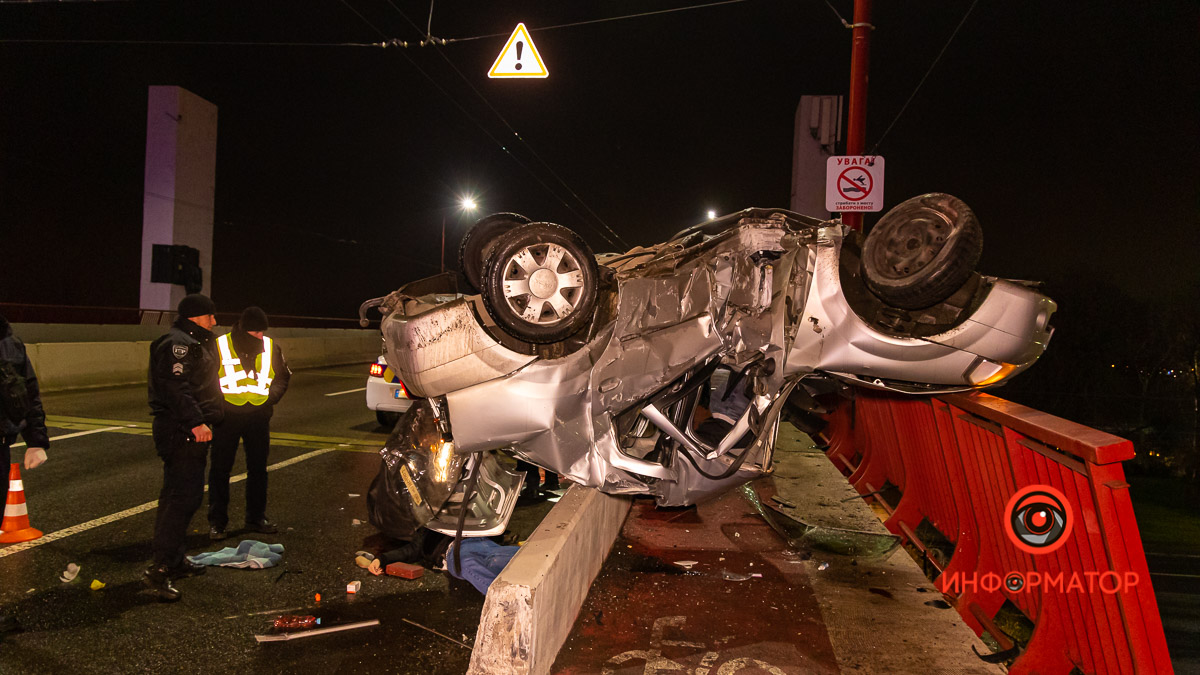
left=528, top=268, right=558, bottom=298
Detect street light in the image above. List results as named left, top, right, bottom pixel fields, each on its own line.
left=442, top=196, right=479, bottom=273
left=707, top=209, right=717, bottom=220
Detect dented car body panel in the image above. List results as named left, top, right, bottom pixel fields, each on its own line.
left=371, top=207, right=1055, bottom=535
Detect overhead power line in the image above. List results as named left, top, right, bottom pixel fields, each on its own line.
left=384, top=0, right=629, bottom=248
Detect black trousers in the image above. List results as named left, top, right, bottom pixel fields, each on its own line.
left=208, top=410, right=271, bottom=528
left=151, top=418, right=208, bottom=568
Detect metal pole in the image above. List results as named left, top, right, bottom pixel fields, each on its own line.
left=843, top=0, right=873, bottom=232
left=440, top=216, right=446, bottom=273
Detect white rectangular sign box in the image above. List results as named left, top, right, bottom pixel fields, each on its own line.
left=826, top=156, right=884, bottom=213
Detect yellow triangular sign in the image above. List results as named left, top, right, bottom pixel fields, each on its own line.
left=488, top=23, right=548, bottom=79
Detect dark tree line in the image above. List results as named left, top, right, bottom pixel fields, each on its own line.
left=999, top=276, right=1200, bottom=482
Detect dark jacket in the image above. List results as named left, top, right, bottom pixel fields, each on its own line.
left=148, top=316, right=223, bottom=431
left=220, top=322, right=291, bottom=417
left=0, top=316, right=49, bottom=448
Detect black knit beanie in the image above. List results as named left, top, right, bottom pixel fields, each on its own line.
left=178, top=293, right=216, bottom=319
left=240, top=306, right=269, bottom=332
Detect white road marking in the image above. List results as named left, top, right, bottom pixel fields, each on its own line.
left=324, top=387, right=367, bottom=397
left=0, top=447, right=336, bottom=559
left=9, top=425, right=131, bottom=449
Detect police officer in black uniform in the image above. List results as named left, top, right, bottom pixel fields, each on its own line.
left=1, top=313, right=50, bottom=632
left=144, top=294, right=223, bottom=602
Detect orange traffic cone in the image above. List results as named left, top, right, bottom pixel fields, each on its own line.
left=0, top=463, right=43, bottom=544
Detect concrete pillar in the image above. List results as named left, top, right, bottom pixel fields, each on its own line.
left=790, top=95, right=842, bottom=218
left=139, top=86, right=218, bottom=311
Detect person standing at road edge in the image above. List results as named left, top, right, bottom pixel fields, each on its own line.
left=207, top=306, right=290, bottom=540
left=0, top=313, right=50, bottom=632
left=145, top=294, right=223, bottom=602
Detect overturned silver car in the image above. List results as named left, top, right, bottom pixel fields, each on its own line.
left=363, top=194, right=1056, bottom=538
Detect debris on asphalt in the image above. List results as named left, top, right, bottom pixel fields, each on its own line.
left=673, top=560, right=698, bottom=570
left=89, top=579, right=106, bottom=590
left=818, top=562, right=829, bottom=571
left=720, top=570, right=750, bottom=582
left=750, top=573, right=763, bottom=578
left=255, top=619, right=379, bottom=642
left=348, top=493, right=361, bottom=498
left=60, top=563, right=81, bottom=583
left=224, top=606, right=305, bottom=620
left=273, top=615, right=320, bottom=630
left=401, top=617, right=471, bottom=649
left=386, top=562, right=424, bottom=579
left=351, top=519, right=362, bottom=526
left=346, top=580, right=361, bottom=594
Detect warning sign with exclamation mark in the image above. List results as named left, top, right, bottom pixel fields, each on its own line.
left=489, top=23, right=548, bottom=78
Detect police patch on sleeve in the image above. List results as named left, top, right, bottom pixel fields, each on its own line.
left=172, top=345, right=189, bottom=359
left=172, top=362, right=184, bottom=375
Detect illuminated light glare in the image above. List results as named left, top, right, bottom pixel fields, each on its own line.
left=707, top=210, right=717, bottom=220
left=973, top=362, right=1017, bottom=386
left=460, top=197, right=478, bottom=212
left=369, top=363, right=384, bottom=377
left=433, top=440, right=455, bottom=483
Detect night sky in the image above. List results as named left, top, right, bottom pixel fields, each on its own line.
left=1, top=1, right=1197, bottom=319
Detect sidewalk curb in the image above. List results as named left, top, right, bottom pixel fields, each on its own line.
left=468, top=485, right=632, bottom=675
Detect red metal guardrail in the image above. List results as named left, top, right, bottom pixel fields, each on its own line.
left=820, top=390, right=1173, bottom=674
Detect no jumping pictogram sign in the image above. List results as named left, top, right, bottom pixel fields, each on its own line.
left=826, top=156, right=885, bottom=212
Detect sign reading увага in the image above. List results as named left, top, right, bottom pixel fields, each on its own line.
left=826, top=156, right=884, bottom=213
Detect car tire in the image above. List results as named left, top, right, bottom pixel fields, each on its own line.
left=480, top=222, right=599, bottom=344
left=861, top=193, right=982, bottom=309
left=458, top=212, right=531, bottom=291
left=376, top=410, right=401, bottom=428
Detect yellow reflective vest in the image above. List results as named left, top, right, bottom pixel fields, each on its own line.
left=216, top=333, right=275, bottom=406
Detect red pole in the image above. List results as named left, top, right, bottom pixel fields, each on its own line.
left=843, top=0, right=873, bottom=231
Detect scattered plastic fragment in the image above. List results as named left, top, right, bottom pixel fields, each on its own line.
left=60, top=563, right=81, bottom=583
left=818, top=562, right=829, bottom=571
left=351, top=519, right=362, bottom=526
left=733, top=532, right=741, bottom=538
left=721, top=570, right=750, bottom=582
left=348, top=493, right=361, bottom=498
left=346, top=580, right=361, bottom=594
left=89, top=579, right=106, bottom=590
left=750, top=573, right=763, bottom=578
left=255, top=619, right=379, bottom=642
left=274, top=615, right=320, bottom=630
left=673, top=560, right=698, bottom=570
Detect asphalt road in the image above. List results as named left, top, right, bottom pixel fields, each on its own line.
left=0, top=364, right=550, bottom=675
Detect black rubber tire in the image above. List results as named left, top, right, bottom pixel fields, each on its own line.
left=457, top=212, right=531, bottom=291
left=376, top=410, right=401, bottom=428
left=480, top=222, right=599, bottom=344
left=861, top=193, right=982, bottom=309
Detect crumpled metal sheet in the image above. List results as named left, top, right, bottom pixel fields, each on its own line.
left=383, top=298, right=536, bottom=398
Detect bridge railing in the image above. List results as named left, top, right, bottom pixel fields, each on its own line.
left=821, top=390, right=1173, bottom=674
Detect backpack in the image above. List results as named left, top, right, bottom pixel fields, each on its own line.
left=0, top=358, right=31, bottom=425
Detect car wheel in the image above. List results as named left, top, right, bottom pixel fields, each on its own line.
left=861, top=193, right=982, bottom=309
left=376, top=410, right=401, bottom=428
left=480, top=222, right=599, bottom=344
left=458, top=212, right=531, bottom=291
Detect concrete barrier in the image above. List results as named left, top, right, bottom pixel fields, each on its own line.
left=18, top=324, right=381, bottom=392
left=468, top=485, right=632, bottom=675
